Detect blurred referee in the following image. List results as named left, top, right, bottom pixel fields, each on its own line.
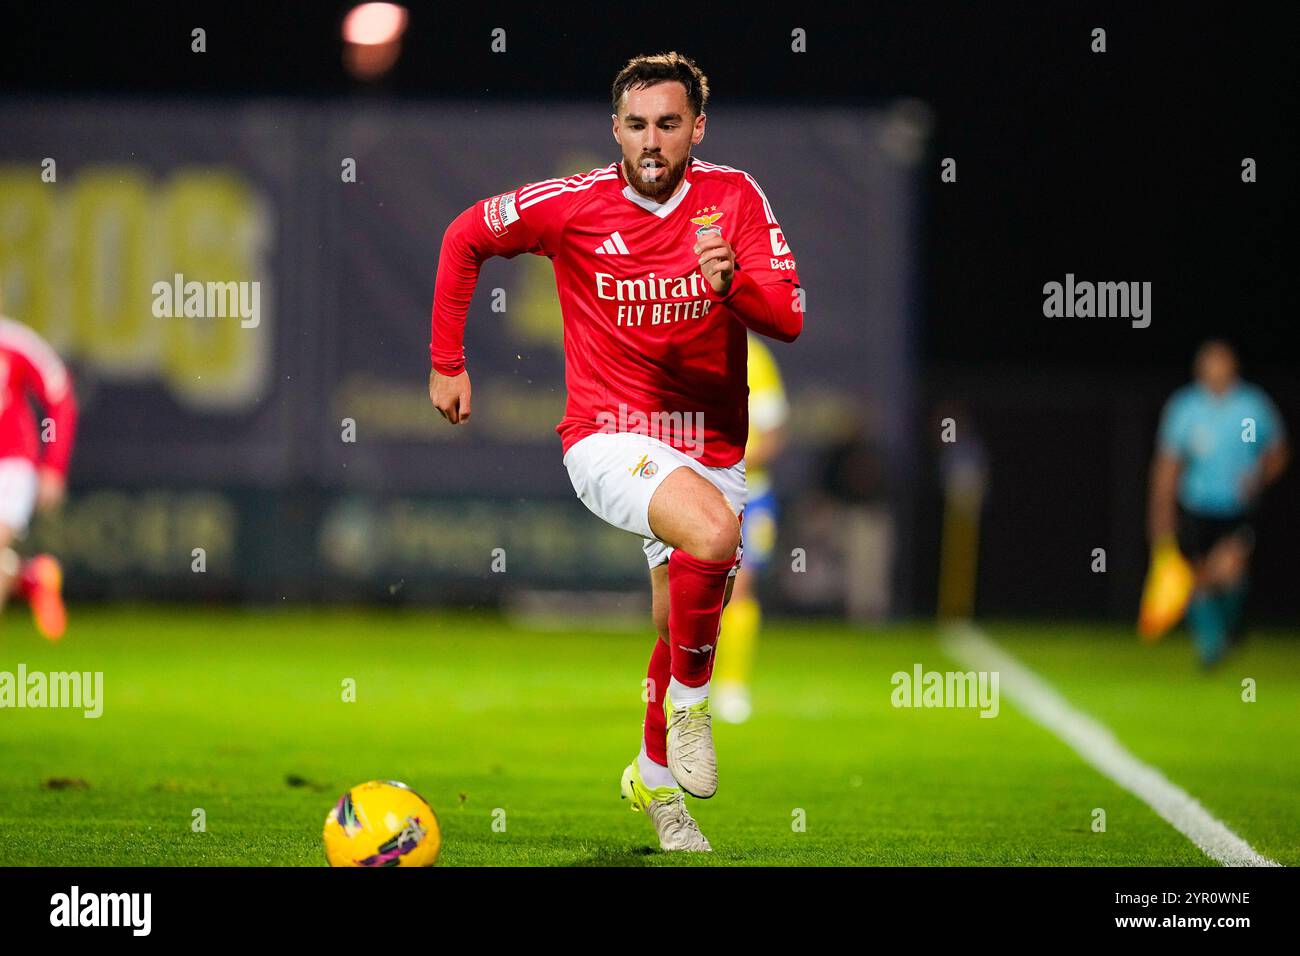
left=1147, top=340, right=1289, bottom=666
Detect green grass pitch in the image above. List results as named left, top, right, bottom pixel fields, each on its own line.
left=1, top=608, right=1296, bottom=866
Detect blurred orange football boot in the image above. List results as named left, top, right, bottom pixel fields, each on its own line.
left=25, top=555, right=67, bottom=640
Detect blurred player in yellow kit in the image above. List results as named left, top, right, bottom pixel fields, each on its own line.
left=714, top=332, right=788, bottom=723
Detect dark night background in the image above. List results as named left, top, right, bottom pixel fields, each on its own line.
left=3, top=1, right=1296, bottom=618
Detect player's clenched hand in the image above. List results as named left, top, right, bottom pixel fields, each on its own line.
left=694, top=234, right=735, bottom=295
left=429, top=368, right=472, bottom=425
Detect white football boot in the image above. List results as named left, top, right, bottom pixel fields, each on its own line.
left=664, top=691, right=718, bottom=798
left=620, top=761, right=712, bottom=852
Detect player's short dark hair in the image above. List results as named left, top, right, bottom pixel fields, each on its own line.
left=611, top=52, right=709, bottom=118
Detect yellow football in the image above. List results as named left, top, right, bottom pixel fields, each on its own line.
left=323, top=780, right=441, bottom=867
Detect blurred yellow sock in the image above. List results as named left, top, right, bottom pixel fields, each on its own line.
left=717, top=594, right=761, bottom=687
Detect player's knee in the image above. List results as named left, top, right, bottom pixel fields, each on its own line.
left=687, top=511, right=740, bottom=562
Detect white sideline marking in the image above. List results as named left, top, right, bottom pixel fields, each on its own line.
left=940, top=622, right=1279, bottom=868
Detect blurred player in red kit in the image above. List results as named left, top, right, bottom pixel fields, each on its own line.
left=0, top=307, right=78, bottom=640
left=428, top=52, right=803, bottom=850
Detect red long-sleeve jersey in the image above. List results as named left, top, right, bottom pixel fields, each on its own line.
left=0, top=317, right=77, bottom=477
left=429, top=158, right=803, bottom=467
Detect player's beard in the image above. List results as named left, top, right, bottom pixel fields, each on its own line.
left=624, top=152, right=689, bottom=202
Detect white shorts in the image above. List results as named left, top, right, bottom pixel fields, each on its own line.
left=0, top=457, right=38, bottom=535
left=563, top=432, right=747, bottom=575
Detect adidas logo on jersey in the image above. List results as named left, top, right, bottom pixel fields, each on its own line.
left=594, top=231, right=631, bottom=255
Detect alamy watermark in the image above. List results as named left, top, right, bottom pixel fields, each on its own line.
left=152, top=273, right=260, bottom=328
left=0, top=665, right=103, bottom=718
left=891, top=663, right=999, bottom=717
left=50, top=886, right=150, bottom=936
left=1042, top=273, right=1151, bottom=328
left=595, top=403, right=705, bottom=459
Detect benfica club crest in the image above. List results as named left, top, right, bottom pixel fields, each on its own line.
left=691, top=207, right=723, bottom=239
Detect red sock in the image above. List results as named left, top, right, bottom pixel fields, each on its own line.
left=703, top=513, right=741, bottom=685
left=642, top=637, right=671, bottom=765
left=705, top=622, right=721, bottom=683
left=667, top=548, right=735, bottom=688
left=13, top=560, right=40, bottom=600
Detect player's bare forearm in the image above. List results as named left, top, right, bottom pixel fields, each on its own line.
left=1147, top=453, right=1180, bottom=543
left=1240, top=440, right=1290, bottom=503
left=1260, top=440, right=1289, bottom=486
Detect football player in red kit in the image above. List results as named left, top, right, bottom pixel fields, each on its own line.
left=428, top=52, right=803, bottom=850
left=0, top=310, right=78, bottom=640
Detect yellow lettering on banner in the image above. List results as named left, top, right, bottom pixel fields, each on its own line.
left=159, top=170, right=269, bottom=408
left=0, top=173, right=57, bottom=340
left=0, top=164, right=271, bottom=411
left=70, top=169, right=156, bottom=370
